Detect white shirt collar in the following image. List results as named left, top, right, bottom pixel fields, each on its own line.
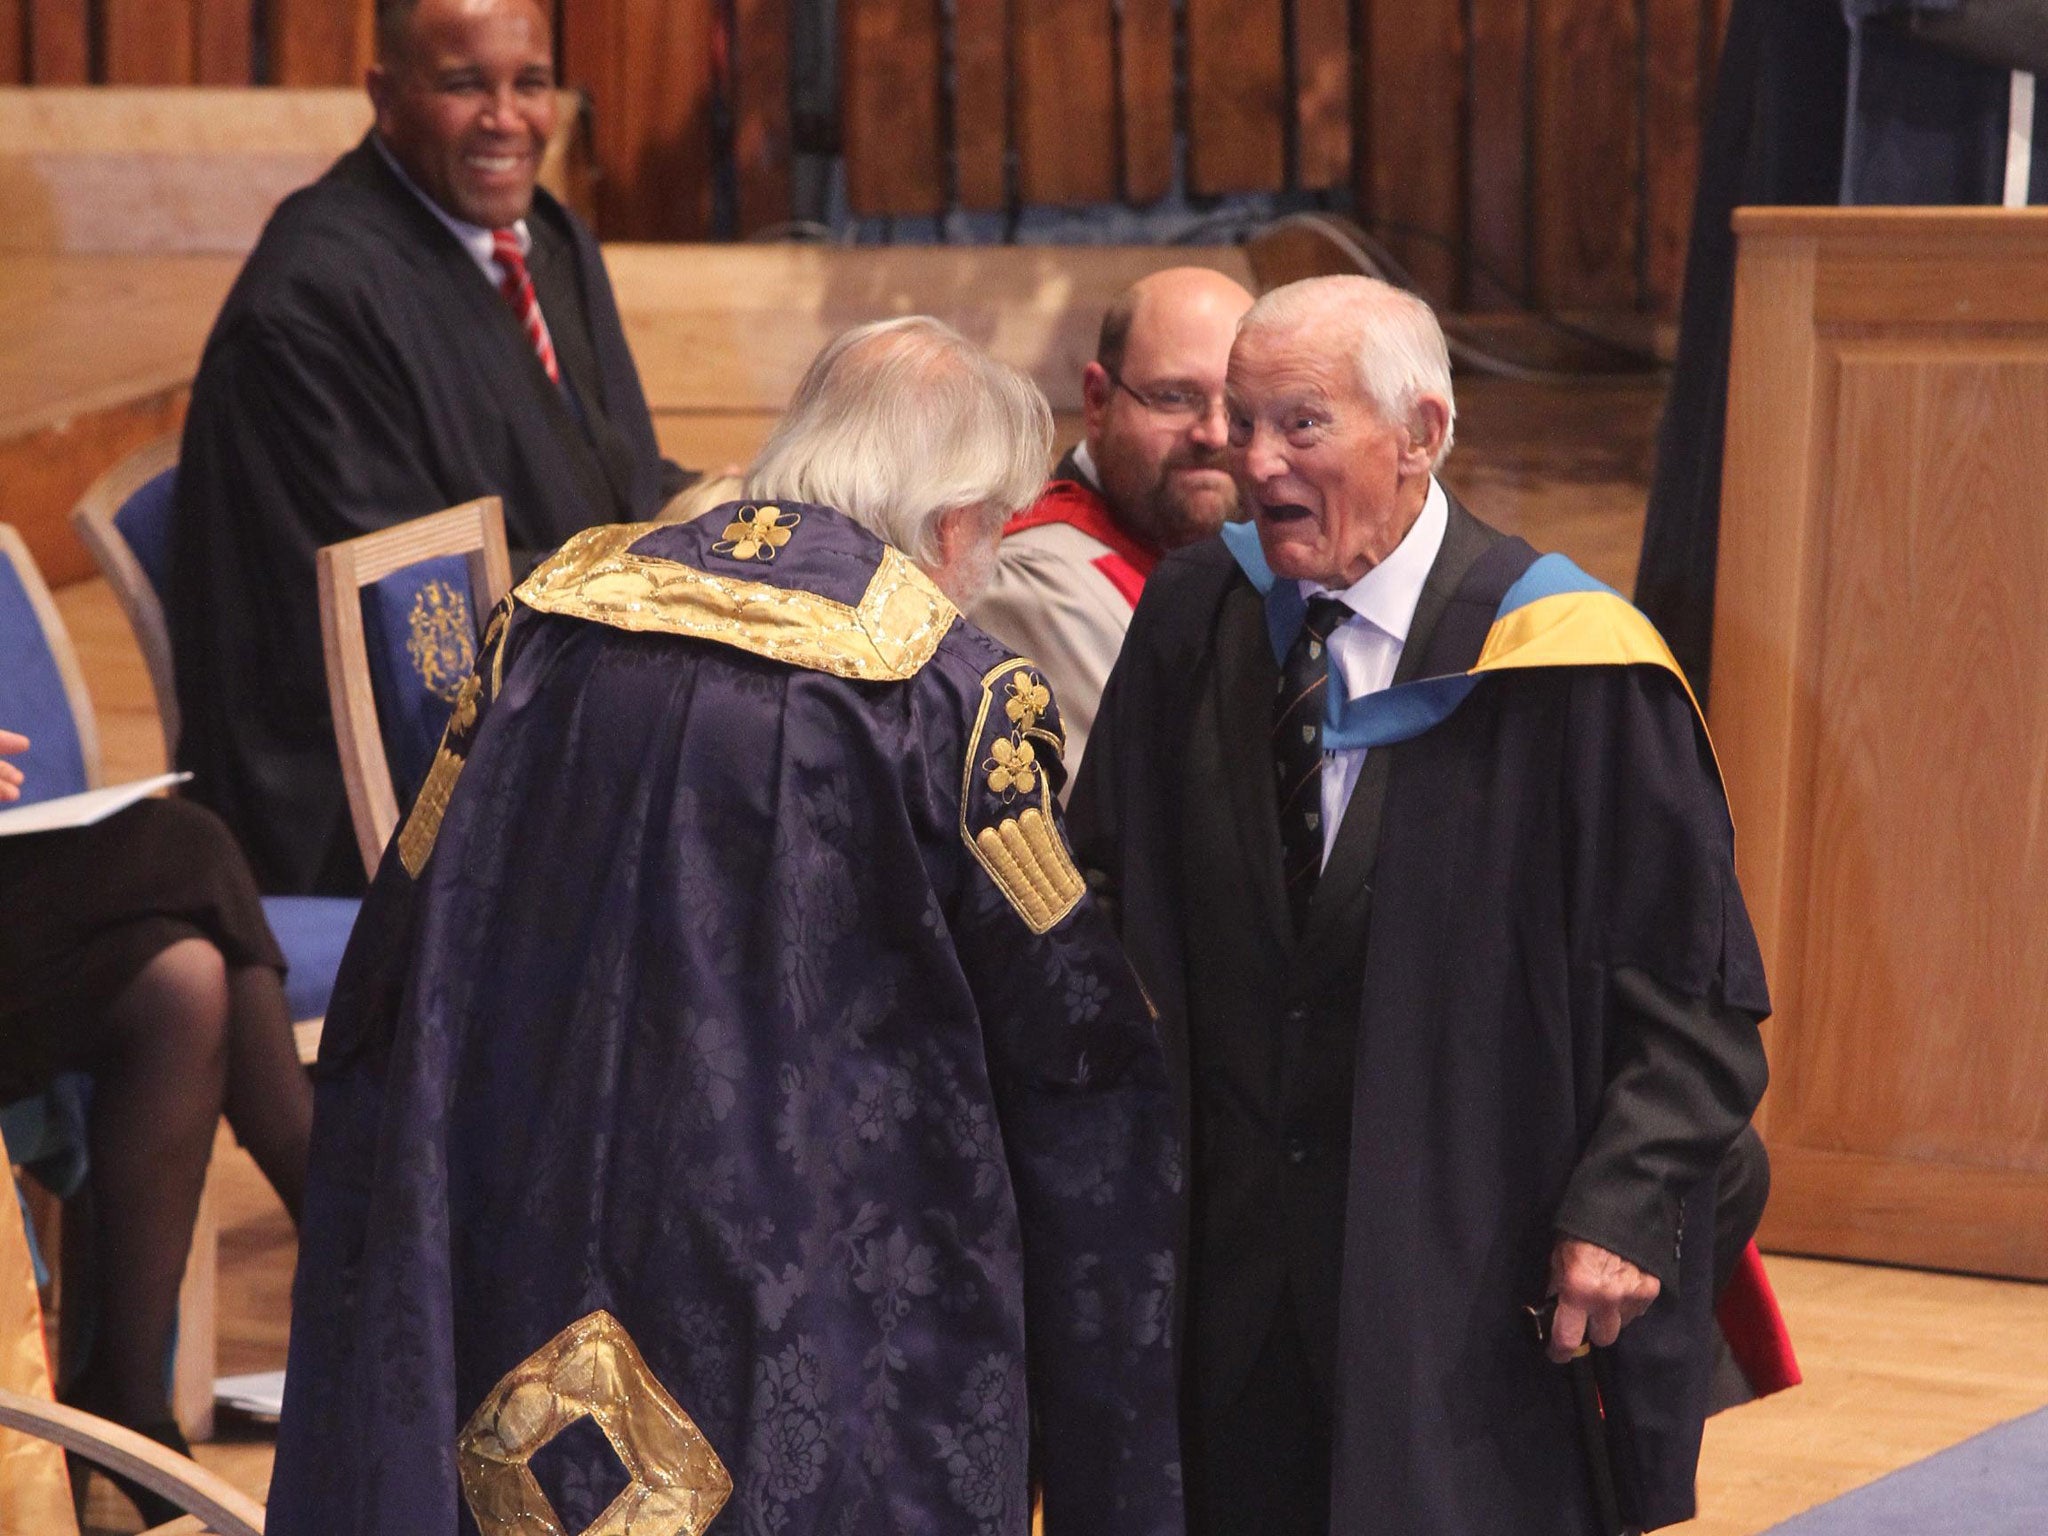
left=1299, top=476, right=1448, bottom=642
left=371, top=132, right=531, bottom=278
left=1069, top=438, right=1103, bottom=492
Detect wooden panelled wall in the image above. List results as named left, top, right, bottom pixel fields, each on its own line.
left=0, top=0, right=373, bottom=92
left=1, top=0, right=1734, bottom=313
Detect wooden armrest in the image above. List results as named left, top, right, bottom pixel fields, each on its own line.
left=0, top=1387, right=264, bottom=1536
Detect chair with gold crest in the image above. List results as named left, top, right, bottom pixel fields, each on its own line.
left=316, top=498, right=513, bottom=879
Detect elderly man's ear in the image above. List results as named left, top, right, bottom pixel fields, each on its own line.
left=1404, top=395, right=1451, bottom=474
left=926, top=502, right=1005, bottom=607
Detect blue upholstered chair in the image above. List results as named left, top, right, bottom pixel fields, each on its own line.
left=70, top=435, right=181, bottom=759
left=314, top=496, right=511, bottom=878
left=0, top=521, right=236, bottom=1432
left=7, top=512, right=374, bottom=1431
left=69, top=446, right=359, bottom=1046
left=0, top=526, right=98, bottom=804
left=0, top=522, right=101, bottom=1210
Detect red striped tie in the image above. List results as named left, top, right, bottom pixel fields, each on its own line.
left=490, top=228, right=559, bottom=386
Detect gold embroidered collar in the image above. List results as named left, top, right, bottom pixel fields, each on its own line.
left=513, top=522, right=958, bottom=682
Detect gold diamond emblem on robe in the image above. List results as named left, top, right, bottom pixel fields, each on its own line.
left=457, top=1310, right=732, bottom=1536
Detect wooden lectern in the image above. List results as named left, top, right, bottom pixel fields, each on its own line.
left=1715, top=207, right=2048, bottom=1281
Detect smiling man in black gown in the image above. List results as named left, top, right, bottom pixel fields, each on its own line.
left=169, top=0, right=686, bottom=893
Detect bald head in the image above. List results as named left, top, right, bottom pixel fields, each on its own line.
left=1096, top=267, right=1257, bottom=379
left=376, top=0, right=548, bottom=66
left=1084, top=266, right=1255, bottom=550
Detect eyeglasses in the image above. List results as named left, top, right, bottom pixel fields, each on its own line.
left=1106, top=368, right=1225, bottom=426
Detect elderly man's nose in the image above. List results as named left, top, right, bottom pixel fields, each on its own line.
left=1242, top=430, right=1286, bottom=481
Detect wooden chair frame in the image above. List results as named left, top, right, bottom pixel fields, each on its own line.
left=68, top=434, right=183, bottom=762
left=0, top=1378, right=264, bottom=1535
left=316, top=497, right=512, bottom=878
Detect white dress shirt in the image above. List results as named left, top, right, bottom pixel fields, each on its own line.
left=1300, top=476, right=1448, bottom=865
left=371, top=135, right=556, bottom=354
left=1069, top=437, right=1102, bottom=489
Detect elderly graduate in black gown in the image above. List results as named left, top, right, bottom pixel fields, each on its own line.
left=268, top=317, right=1183, bottom=1536
left=1069, top=275, right=1774, bottom=1535
left=170, top=0, right=687, bottom=894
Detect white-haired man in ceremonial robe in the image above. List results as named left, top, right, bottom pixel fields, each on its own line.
left=269, top=318, right=1183, bottom=1536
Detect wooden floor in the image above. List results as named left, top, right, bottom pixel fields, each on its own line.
left=45, top=370, right=2048, bottom=1533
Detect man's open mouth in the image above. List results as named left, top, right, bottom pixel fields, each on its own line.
left=1258, top=502, right=1313, bottom=523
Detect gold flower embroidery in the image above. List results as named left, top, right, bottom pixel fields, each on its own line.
left=1003, top=672, right=1051, bottom=732
left=961, top=660, right=1081, bottom=932
left=713, top=504, right=801, bottom=562
left=448, top=672, right=482, bottom=737
left=984, top=735, right=1038, bottom=799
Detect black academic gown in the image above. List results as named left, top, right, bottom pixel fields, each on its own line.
left=1070, top=495, right=1771, bottom=1534
left=1633, top=0, right=1850, bottom=700
left=1637, top=0, right=2043, bottom=700
left=168, top=136, right=682, bottom=893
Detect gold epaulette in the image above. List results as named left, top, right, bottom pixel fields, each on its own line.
left=513, top=518, right=957, bottom=683
left=961, top=658, right=1085, bottom=934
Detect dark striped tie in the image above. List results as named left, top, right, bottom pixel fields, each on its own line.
left=1273, top=596, right=1351, bottom=933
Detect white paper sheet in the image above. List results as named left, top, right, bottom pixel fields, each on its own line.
left=0, top=772, right=192, bottom=837
left=213, top=1369, right=287, bottom=1421
left=2008, top=71, right=2036, bottom=209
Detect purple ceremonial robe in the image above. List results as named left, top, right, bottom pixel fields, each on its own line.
left=267, top=505, right=1184, bottom=1536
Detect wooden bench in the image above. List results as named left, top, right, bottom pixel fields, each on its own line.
left=607, top=243, right=1255, bottom=469
left=0, top=84, right=589, bottom=585
left=6, top=242, right=1254, bottom=582
left=0, top=87, right=587, bottom=255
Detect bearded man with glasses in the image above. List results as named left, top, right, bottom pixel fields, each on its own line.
left=971, top=266, right=1254, bottom=779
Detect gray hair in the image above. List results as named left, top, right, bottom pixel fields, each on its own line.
left=745, top=317, right=1054, bottom=562
left=1239, top=275, right=1457, bottom=467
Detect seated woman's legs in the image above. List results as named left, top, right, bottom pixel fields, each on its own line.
left=223, top=961, right=312, bottom=1224
left=71, top=937, right=228, bottom=1431
left=68, top=954, right=313, bottom=1428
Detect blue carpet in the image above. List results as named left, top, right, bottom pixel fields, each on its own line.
left=1763, top=1406, right=2048, bottom=1534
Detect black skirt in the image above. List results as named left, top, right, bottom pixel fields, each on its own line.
left=0, top=797, right=284, bottom=1102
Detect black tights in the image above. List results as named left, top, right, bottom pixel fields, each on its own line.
left=64, top=941, right=311, bottom=1430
